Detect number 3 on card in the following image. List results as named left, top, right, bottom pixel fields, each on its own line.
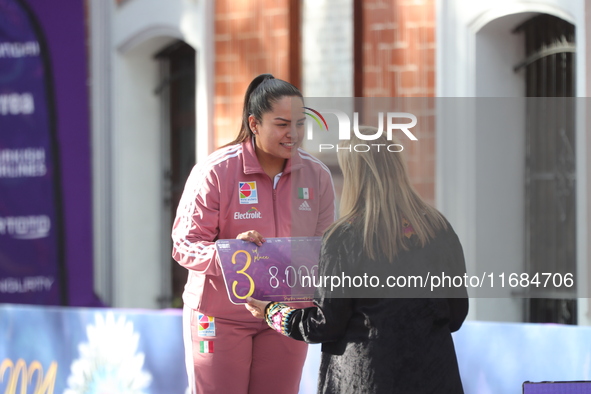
left=231, top=250, right=255, bottom=299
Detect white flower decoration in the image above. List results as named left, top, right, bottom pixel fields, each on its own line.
left=65, top=312, right=152, bottom=394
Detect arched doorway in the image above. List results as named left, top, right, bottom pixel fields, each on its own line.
left=155, top=41, right=197, bottom=308
left=514, top=14, right=576, bottom=324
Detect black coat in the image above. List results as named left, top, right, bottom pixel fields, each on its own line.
left=285, top=221, right=468, bottom=394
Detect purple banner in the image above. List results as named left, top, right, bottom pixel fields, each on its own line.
left=0, top=0, right=65, bottom=304
left=0, top=0, right=95, bottom=306
left=216, top=237, right=321, bottom=304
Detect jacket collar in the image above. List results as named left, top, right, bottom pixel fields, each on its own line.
left=242, top=137, right=304, bottom=175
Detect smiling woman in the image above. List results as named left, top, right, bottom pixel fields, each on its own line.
left=171, top=73, right=336, bottom=394
left=248, top=95, right=306, bottom=178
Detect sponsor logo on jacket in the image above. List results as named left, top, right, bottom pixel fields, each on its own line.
left=234, top=207, right=262, bottom=220
left=298, top=201, right=312, bottom=211
left=239, top=182, right=258, bottom=204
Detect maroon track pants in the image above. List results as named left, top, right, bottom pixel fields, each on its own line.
left=183, top=306, right=308, bottom=394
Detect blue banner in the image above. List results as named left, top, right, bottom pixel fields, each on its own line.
left=1, top=304, right=591, bottom=393
left=0, top=0, right=66, bottom=305
left=0, top=305, right=188, bottom=394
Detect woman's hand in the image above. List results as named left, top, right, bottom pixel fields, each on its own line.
left=245, top=297, right=270, bottom=319
left=236, top=230, right=266, bottom=247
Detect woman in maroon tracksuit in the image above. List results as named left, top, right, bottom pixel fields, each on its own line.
left=172, top=74, right=336, bottom=393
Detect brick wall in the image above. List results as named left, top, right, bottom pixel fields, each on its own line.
left=212, top=0, right=436, bottom=204
left=214, top=0, right=295, bottom=147
left=362, top=0, right=436, bottom=204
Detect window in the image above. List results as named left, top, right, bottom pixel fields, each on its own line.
left=514, top=14, right=576, bottom=324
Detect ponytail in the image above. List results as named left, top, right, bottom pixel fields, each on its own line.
left=225, top=73, right=302, bottom=146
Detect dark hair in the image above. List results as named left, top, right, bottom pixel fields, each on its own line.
left=226, top=73, right=303, bottom=146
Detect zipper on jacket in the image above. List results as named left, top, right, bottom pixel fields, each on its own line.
left=272, top=188, right=278, bottom=236
left=269, top=173, right=280, bottom=237
left=267, top=171, right=283, bottom=237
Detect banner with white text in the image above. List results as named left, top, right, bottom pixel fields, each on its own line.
left=0, top=0, right=96, bottom=306
left=0, top=0, right=65, bottom=304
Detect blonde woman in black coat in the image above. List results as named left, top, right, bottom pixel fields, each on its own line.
left=246, top=127, right=468, bottom=394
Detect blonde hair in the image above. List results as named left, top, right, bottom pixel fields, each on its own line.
left=325, top=126, right=447, bottom=261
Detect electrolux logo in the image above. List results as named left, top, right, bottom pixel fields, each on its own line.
left=234, top=207, right=262, bottom=220
left=303, top=107, right=418, bottom=152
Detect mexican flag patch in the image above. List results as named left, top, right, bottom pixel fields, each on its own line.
left=199, top=341, right=214, bottom=353
left=298, top=187, right=313, bottom=200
